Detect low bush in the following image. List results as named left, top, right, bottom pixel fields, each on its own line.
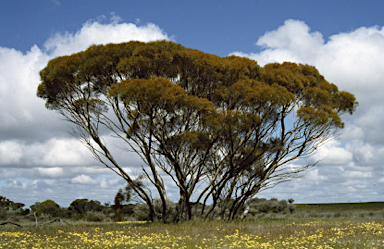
left=111, top=209, right=125, bottom=222
left=288, top=204, right=296, bottom=214
left=84, top=211, right=106, bottom=222
left=0, top=208, right=7, bottom=219
left=251, top=198, right=291, bottom=214
left=334, top=212, right=342, bottom=218
left=36, top=200, right=61, bottom=217
left=134, top=199, right=176, bottom=222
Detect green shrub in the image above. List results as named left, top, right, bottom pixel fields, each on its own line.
left=288, top=204, right=296, bottom=214
left=7, top=215, right=19, bottom=222
left=39, top=213, right=52, bottom=222
left=69, top=199, right=103, bottom=216
left=112, top=209, right=125, bottom=222
left=36, top=200, right=61, bottom=217
left=60, top=208, right=73, bottom=219
left=252, top=198, right=290, bottom=213
left=308, top=211, right=324, bottom=218
left=0, top=208, right=7, bottom=219
left=133, top=203, right=150, bottom=221
left=84, top=211, right=106, bottom=222
left=276, top=200, right=288, bottom=212
left=134, top=199, right=176, bottom=222
left=334, top=212, right=341, bottom=218
left=248, top=207, right=258, bottom=216
left=20, top=208, right=30, bottom=216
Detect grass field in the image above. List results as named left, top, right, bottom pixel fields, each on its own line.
left=1, top=202, right=384, bottom=248
left=296, top=202, right=384, bottom=212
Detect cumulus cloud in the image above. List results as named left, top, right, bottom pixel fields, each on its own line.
left=255, top=19, right=324, bottom=64
left=312, top=139, right=353, bottom=166
left=3, top=17, right=384, bottom=205
left=0, top=138, right=92, bottom=167
left=44, top=20, right=169, bottom=57
left=71, top=174, right=98, bottom=185
left=232, top=20, right=384, bottom=144
left=0, top=17, right=170, bottom=144
left=0, top=17, right=172, bottom=205
left=0, top=140, right=23, bottom=164
left=233, top=19, right=384, bottom=203
left=232, top=19, right=384, bottom=145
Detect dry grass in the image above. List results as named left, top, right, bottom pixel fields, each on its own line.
left=1, top=218, right=384, bottom=248
left=2, top=203, right=384, bottom=248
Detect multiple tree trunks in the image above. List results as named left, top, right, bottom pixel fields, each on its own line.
left=37, top=41, right=357, bottom=222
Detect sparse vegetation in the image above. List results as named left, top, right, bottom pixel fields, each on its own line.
left=2, top=212, right=384, bottom=248
left=133, top=199, right=176, bottom=222
left=2, top=198, right=384, bottom=248
left=83, top=211, right=106, bottom=222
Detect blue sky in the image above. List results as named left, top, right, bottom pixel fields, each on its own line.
left=3, top=1, right=384, bottom=55
left=1, top=0, right=384, bottom=207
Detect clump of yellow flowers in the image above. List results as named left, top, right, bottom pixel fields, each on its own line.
left=1, top=221, right=384, bottom=248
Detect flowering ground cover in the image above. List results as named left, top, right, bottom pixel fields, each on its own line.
left=1, top=219, right=384, bottom=248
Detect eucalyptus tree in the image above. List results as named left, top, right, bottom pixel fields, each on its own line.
left=37, top=40, right=357, bottom=222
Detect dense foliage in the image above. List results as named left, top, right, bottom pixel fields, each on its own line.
left=37, top=40, right=357, bottom=222
left=0, top=196, right=25, bottom=211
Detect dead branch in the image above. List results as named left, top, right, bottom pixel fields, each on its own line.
left=40, top=218, right=71, bottom=226
left=0, top=217, right=22, bottom=227
left=0, top=221, right=22, bottom=227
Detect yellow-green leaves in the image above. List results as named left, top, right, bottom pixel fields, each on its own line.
left=37, top=40, right=358, bottom=221
left=110, top=77, right=214, bottom=115
left=297, top=105, right=343, bottom=128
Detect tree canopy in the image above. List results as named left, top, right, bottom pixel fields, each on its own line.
left=35, top=199, right=61, bottom=217
left=69, top=199, right=103, bottom=215
left=0, top=196, right=25, bottom=211
left=37, top=40, right=357, bottom=222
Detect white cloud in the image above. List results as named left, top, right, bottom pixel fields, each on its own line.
left=39, top=138, right=93, bottom=166
left=0, top=138, right=95, bottom=167
left=44, top=21, right=170, bottom=57
left=71, top=174, right=98, bottom=185
left=37, top=167, right=64, bottom=178
left=0, top=16, right=171, bottom=152
left=255, top=19, right=324, bottom=64
left=100, top=177, right=120, bottom=188
left=232, top=19, right=384, bottom=203
left=0, top=17, right=171, bottom=143
left=3, top=17, right=384, bottom=205
left=344, top=171, right=372, bottom=179
left=232, top=19, right=384, bottom=145
left=312, top=139, right=353, bottom=166
left=339, top=124, right=364, bottom=141
left=232, top=20, right=384, bottom=145
left=0, top=17, right=172, bottom=205
left=0, top=140, right=23, bottom=164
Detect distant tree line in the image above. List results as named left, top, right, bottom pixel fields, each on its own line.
left=0, top=196, right=25, bottom=210
left=0, top=192, right=295, bottom=222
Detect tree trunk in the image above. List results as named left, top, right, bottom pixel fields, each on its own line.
left=240, top=196, right=252, bottom=219
left=160, top=191, right=167, bottom=224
